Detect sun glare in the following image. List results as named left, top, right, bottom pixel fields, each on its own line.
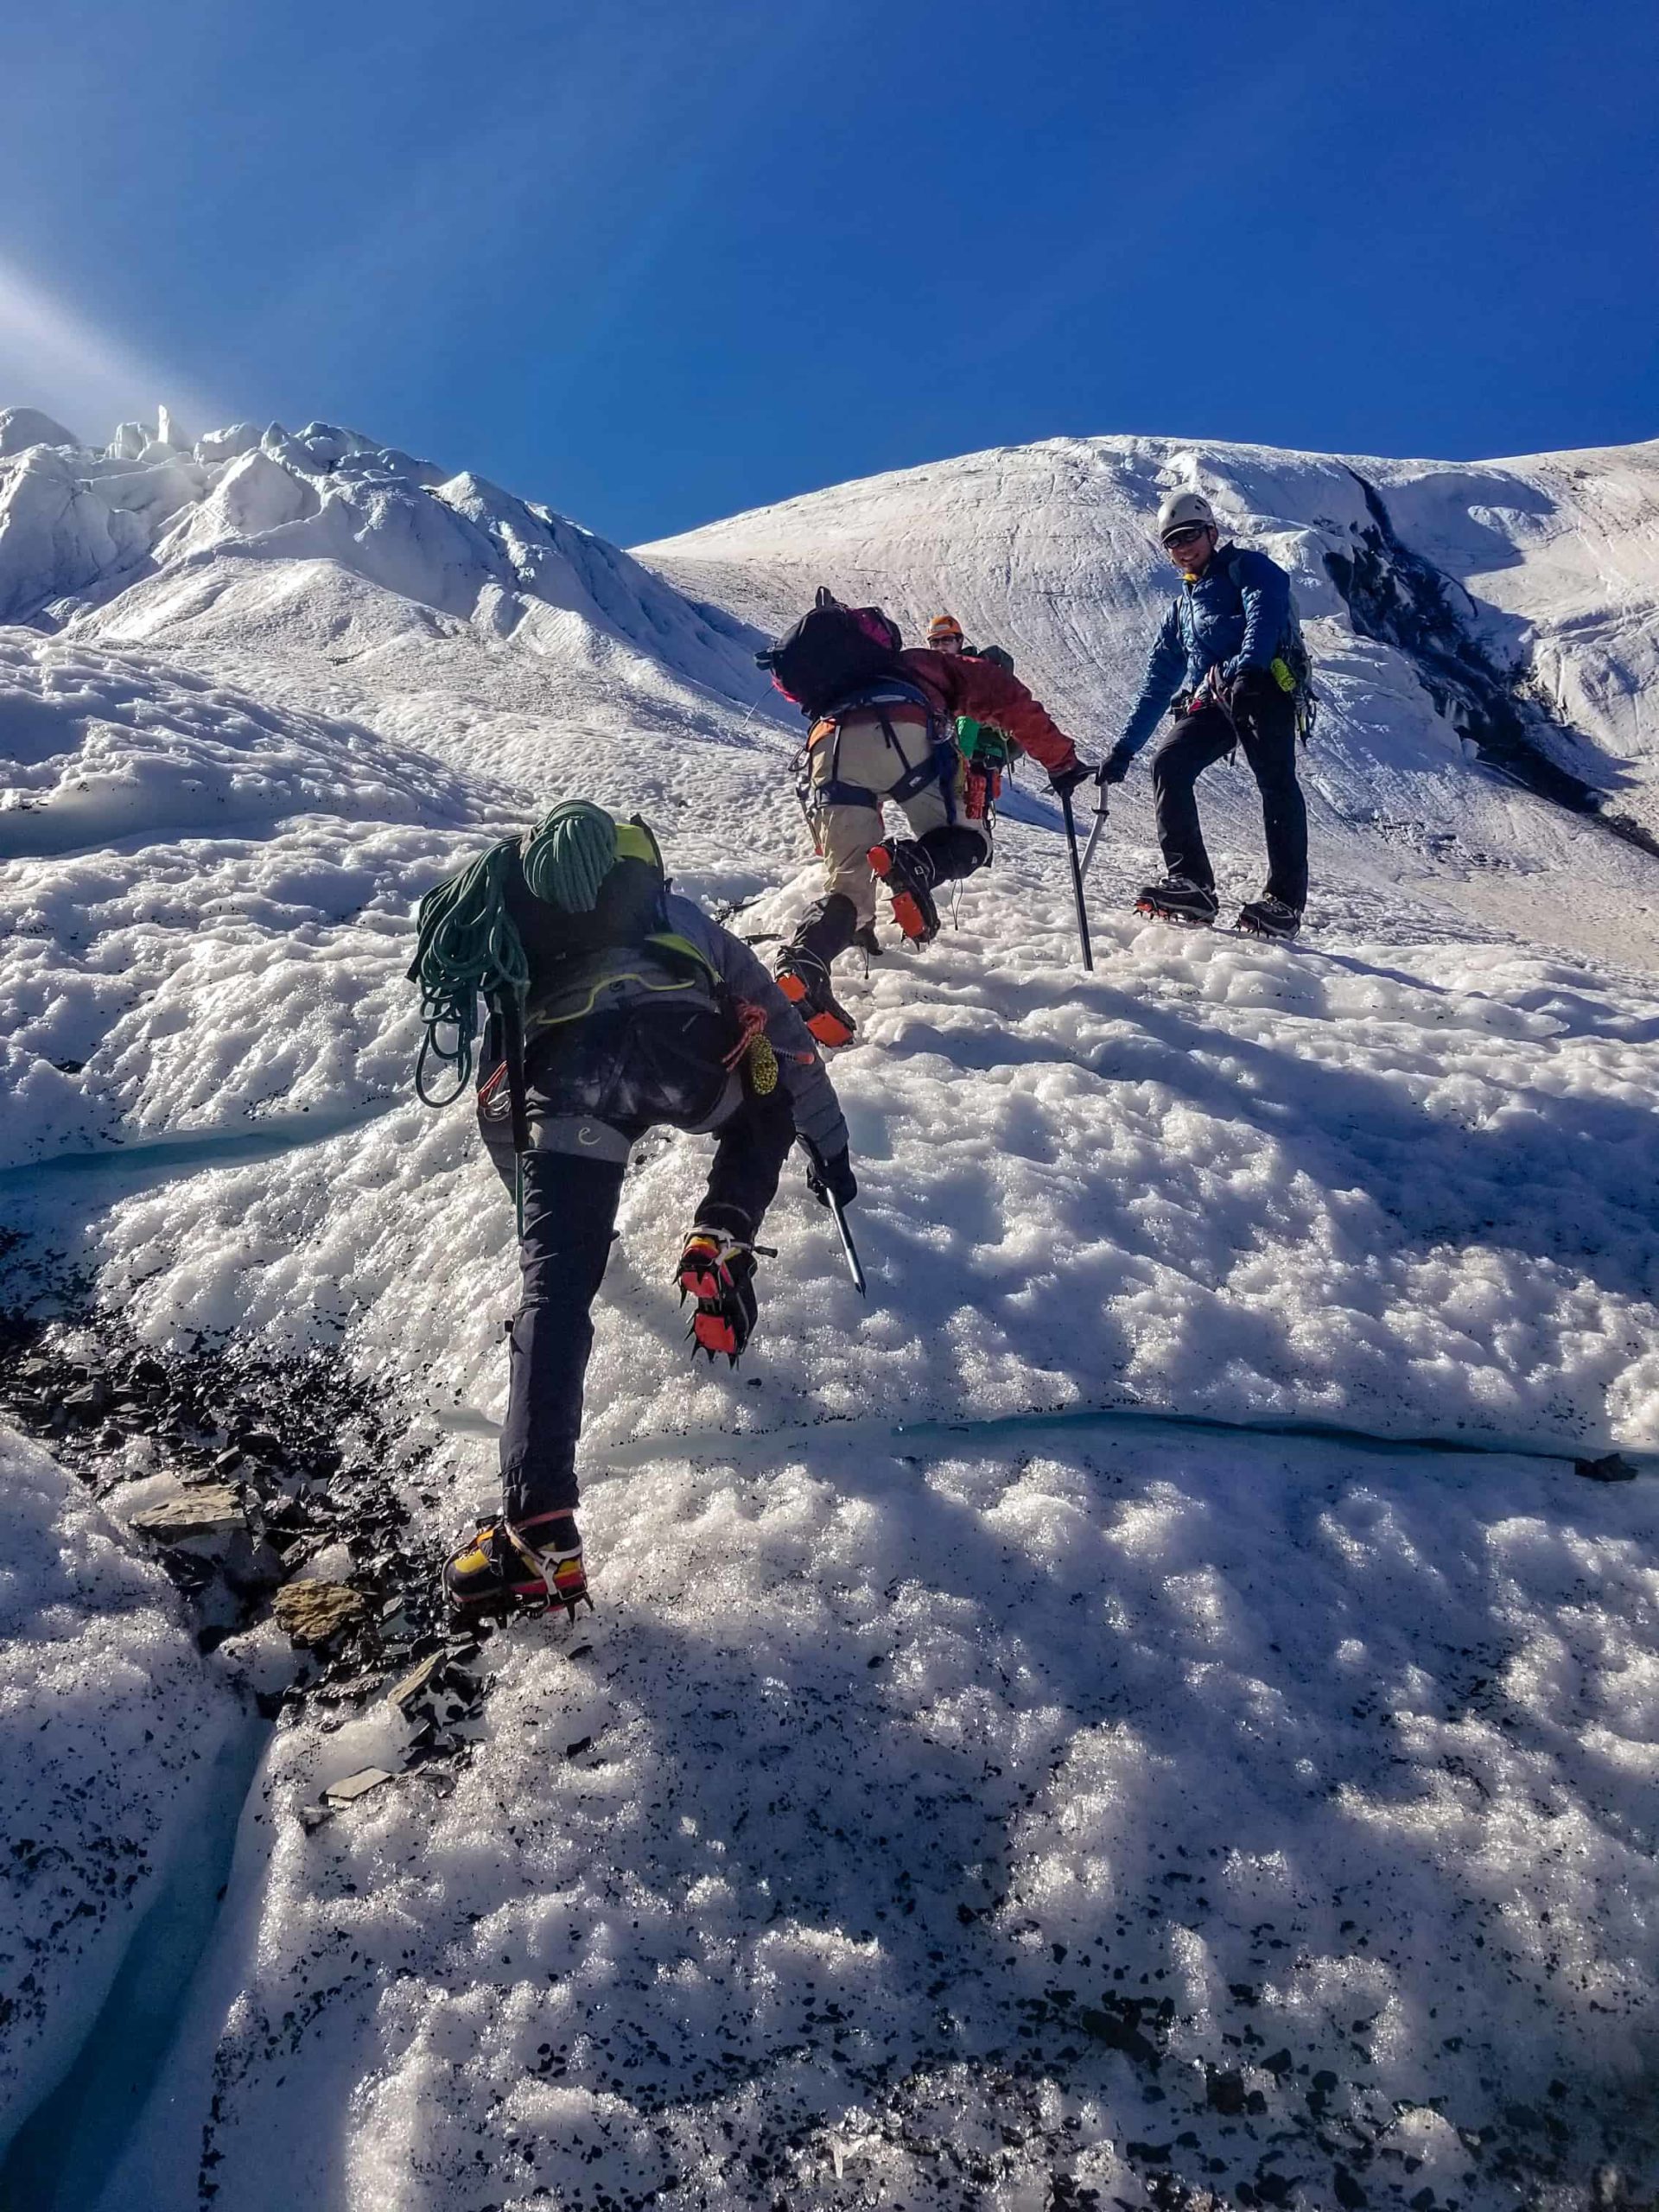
left=0, top=254, right=226, bottom=447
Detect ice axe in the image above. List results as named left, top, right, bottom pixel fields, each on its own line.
left=1058, top=788, right=1095, bottom=973
left=807, top=1152, right=868, bottom=1294
left=828, top=1187, right=867, bottom=1296
left=1078, top=789, right=1110, bottom=884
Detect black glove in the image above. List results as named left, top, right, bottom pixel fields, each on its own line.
left=1230, top=664, right=1277, bottom=705
left=805, top=1146, right=858, bottom=1210
left=1097, top=741, right=1135, bottom=787
left=1047, top=760, right=1094, bottom=801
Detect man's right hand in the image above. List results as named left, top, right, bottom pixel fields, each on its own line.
left=805, top=1145, right=857, bottom=1210
left=1047, top=760, right=1095, bottom=802
left=1097, top=741, right=1135, bottom=787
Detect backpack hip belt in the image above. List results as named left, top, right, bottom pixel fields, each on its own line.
left=522, top=940, right=716, bottom=1037
left=514, top=1112, right=637, bottom=1165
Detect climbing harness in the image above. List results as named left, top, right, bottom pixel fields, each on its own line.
left=808, top=680, right=959, bottom=822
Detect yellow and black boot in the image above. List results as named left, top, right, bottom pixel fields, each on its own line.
left=442, top=1512, right=591, bottom=1621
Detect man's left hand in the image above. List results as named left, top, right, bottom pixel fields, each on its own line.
left=805, top=1146, right=858, bottom=1210
left=1230, top=664, right=1277, bottom=703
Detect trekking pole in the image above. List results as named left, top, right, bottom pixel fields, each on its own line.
left=828, top=1189, right=867, bottom=1296
left=1059, top=790, right=1095, bottom=973
left=1078, top=791, right=1110, bottom=884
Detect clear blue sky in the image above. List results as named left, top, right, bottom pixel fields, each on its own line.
left=3, top=0, right=1655, bottom=546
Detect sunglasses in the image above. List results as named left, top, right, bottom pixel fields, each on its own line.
left=1162, top=525, right=1210, bottom=550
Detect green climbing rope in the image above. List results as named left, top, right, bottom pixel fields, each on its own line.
left=406, top=802, right=628, bottom=1106
left=520, top=798, right=618, bottom=912
left=407, top=839, right=529, bottom=1106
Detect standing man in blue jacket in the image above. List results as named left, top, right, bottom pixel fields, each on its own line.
left=1098, top=490, right=1308, bottom=938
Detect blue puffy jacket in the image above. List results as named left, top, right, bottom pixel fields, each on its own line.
left=1118, top=544, right=1292, bottom=758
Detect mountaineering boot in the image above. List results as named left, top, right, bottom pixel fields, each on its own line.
left=1236, top=895, right=1302, bottom=940
left=868, top=839, right=940, bottom=944
left=443, top=1512, right=591, bottom=1621
left=853, top=923, right=883, bottom=961
left=1135, top=874, right=1219, bottom=926
left=677, top=1225, right=760, bottom=1363
left=774, top=946, right=857, bottom=1048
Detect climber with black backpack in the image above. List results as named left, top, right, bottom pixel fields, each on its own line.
left=759, top=589, right=1093, bottom=1045
left=407, top=800, right=855, bottom=1623
left=1097, top=489, right=1315, bottom=939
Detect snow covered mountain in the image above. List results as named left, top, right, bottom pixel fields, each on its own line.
left=2, top=411, right=1657, bottom=2212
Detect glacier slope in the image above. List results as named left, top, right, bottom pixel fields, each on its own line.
left=0, top=416, right=1656, bottom=2207
left=12, top=836, right=1659, bottom=2212
left=104, top=1419, right=1659, bottom=2212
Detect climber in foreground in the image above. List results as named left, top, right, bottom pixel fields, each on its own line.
left=407, top=800, right=855, bottom=1623
left=760, top=591, right=1094, bottom=1044
left=1098, top=490, right=1312, bottom=938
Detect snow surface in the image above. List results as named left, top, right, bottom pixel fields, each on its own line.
left=2, top=413, right=1657, bottom=2207
left=0, top=1423, right=238, bottom=2140
left=104, top=1422, right=1659, bottom=2212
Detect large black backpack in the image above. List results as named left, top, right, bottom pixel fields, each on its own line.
left=757, top=588, right=905, bottom=719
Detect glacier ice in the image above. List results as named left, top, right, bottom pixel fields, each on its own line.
left=2, top=410, right=1657, bottom=2209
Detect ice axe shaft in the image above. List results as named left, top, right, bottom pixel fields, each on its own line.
left=829, top=1190, right=867, bottom=1295
left=1060, top=790, right=1095, bottom=972
left=1078, top=795, right=1110, bottom=884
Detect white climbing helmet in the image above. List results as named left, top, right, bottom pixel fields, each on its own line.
left=1155, top=488, right=1217, bottom=543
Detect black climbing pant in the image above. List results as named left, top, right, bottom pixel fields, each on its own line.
left=480, top=1083, right=797, bottom=1525
left=1151, top=690, right=1307, bottom=912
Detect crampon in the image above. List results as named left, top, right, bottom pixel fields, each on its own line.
left=1133, top=876, right=1218, bottom=926
left=442, top=1513, right=592, bottom=1622
left=774, top=948, right=856, bottom=1048
left=868, top=841, right=940, bottom=944
left=677, top=1226, right=770, bottom=1363
left=1234, top=895, right=1302, bottom=939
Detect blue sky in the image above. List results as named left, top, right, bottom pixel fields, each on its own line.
left=3, top=0, right=1655, bottom=545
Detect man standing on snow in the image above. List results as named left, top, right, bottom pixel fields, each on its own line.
left=1098, top=490, right=1309, bottom=938
left=761, top=592, right=1093, bottom=1046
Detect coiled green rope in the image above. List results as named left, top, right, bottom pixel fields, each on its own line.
left=407, top=802, right=621, bottom=1106
left=408, top=839, right=528, bottom=1106
left=521, top=799, right=616, bottom=912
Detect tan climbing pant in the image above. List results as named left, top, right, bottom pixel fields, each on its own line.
left=810, top=713, right=987, bottom=927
